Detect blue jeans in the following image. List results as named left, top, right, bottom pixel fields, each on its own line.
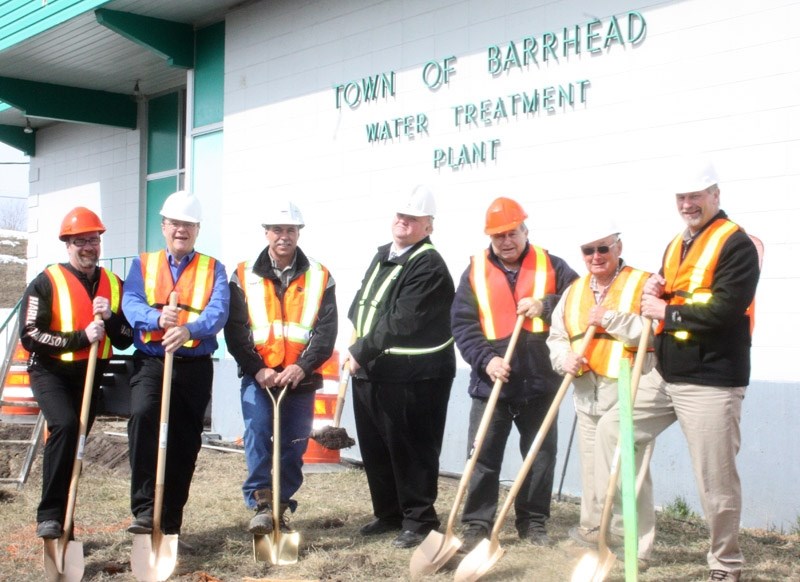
left=240, top=375, right=315, bottom=511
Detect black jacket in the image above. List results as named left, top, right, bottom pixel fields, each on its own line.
left=657, top=210, right=760, bottom=387
left=20, top=263, right=133, bottom=374
left=347, top=237, right=456, bottom=382
left=224, top=246, right=338, bottom=394
left=451, top=243, right=578, bottom=402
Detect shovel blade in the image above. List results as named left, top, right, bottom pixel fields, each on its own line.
left=409, top=530, right=461, bottom=578
left=130, top=533, right=179, bottom=582
left=453, top=538, right=504, bottom=582
left=275, top=531, right=300, bottom=565
left=570, top=549, right=616, bottom=582
left=43, top=539, right=84, bottom=582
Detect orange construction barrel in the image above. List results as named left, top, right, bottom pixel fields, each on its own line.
left=303, top=392, right=340, bottom=464
left=0, top=343, right=37, bottom=416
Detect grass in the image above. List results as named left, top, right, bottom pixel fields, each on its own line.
left=661, top=496, right=700, bottom=521
left=1, top=418, right=799, bottom=581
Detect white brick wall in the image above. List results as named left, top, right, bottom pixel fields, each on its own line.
left=27, top=122, right=141, bottom=279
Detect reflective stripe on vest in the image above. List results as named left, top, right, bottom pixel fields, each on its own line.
left=355, top=244, right=433, bottom=337
left=662, top=219, right=739, bottom=341
left=140, top=250, right=215, bottom=348
left=564, top=267, right=648, bottom=378
left=469, top=245, right=555, bottom=340
left=237, top=259, right=329, bottom=368
left=45, top=265, right=121, bottom=361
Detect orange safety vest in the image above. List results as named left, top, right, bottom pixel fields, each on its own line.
left=563, top=267, right=648, bottom=378
left=237, top=259, right=329, bottom=369
left=45, top=265, right=122, bottom=361
left=661, top=218, right=750, bottom=340
left=140, top=250, right=216, bottom=349
left=469, top=246, right=555, bottom=339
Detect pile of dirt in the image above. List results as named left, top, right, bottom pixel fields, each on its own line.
left=0, top=421, right=33, bottom=480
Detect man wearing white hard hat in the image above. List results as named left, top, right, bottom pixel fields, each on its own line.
left=596, top=158, right=760, bottom=582
left=347, top=185, right=455, bottom=549
left=224, top=201, right=337, bottom=535
left=547, top=219, right=655, bottom=570
left=122, top=190, right=230, bottom=539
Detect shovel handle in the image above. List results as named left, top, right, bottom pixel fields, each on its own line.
left=489, top=326, right=598, bottom=543
left=61, top=313, right=104, bottom=540
left=153, top=292, right=178, bottom=536
left=333, top=330, right=357, bottom=428
left=596, top=317, right=652, bottom=550
left=443, top=314, right=526, bottom=537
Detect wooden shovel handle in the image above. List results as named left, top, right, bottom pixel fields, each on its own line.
left=61, top=313, right=103, bottom=540
left=153, top=292, right=178, bottom=535
left=333, top=330, right=357, bottom=428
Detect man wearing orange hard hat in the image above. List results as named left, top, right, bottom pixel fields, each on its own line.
left=450, top=197, right=578, bottom=552
left=20, top=207, right=133, bottom=539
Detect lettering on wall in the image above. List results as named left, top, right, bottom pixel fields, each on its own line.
left=333, top=10, right=647, bottom=170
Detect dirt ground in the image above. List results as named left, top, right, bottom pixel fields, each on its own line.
left=1, top=418, right=798, bottom=581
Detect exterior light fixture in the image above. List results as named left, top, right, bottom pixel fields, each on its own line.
left=23, top=119, right=33, bottom=134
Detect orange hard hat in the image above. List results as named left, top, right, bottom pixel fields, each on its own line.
left=484, top=197, right=528, bottom=235
left=59, top=207, right=106, bottom=241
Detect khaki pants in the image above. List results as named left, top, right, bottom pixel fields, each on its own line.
left=597, top=368, right=745, bottom=573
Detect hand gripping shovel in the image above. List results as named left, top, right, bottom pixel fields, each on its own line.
left=253, top=385, right=301, bottom=564
left=571, top=317, right=652, bottom=582
left=410, top=315, right=527, bottom=578
left=454, top=326, right=598, bottom=582
left=43, top=314, right=102, bottom=582
left=131, top=293, right=179, bottom=582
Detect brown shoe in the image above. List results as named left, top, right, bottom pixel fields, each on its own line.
left=568, top=526, right=622, bottom=549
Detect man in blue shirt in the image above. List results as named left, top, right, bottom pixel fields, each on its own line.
left=122, top=190, right=229, bottom=538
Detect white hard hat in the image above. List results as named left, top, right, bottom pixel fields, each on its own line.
left=262, top=201, right=305, bottom=229
left=397, top=185, right=436, bottom=218
left=160, top=190, right=202, bottom=223
left=670, top=156, right=719, bottom=194
left=579, top=217, right=621, bottom=247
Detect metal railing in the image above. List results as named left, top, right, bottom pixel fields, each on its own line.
left=100, top=255, right=137, bottom=279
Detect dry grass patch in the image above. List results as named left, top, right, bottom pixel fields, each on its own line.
left=1, top=419, right=798, bottom=581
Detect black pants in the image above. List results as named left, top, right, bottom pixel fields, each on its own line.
left=29, top=358, right=104, bottom=523
left=462, top=393, right=558, bottom=533
left=127, top=355, right=212, bottom=534
left=352, top=377, right=452, bottom=534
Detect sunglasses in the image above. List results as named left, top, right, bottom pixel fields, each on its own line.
left=581, top=239, right=619, bottom=256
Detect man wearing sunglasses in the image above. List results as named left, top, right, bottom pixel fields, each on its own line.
left=20, top=207, right=133, bottom=539
left=596, top=159, right=760, bottom=582
left=547, top=222, right=656, bottom=570
left=450, top=197, right=578, bottom=552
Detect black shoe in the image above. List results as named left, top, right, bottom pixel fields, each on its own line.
left=392, top=529, right=426, bottom=549
left=359, top=518, right=402, bottom=536
left=177, top=539, right=195, bottom=554
left=37, top=520, right=63, bottom=539
left=519, top=522, right=550, bottom=547
left=127, top=515, right=153, bottom=535
left=460, top=523, right=489, bottom=553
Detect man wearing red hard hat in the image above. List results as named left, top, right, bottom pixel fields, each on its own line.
left=20, top=207, right=133, bottom=539
left=450, top=197, right=578, bottom=551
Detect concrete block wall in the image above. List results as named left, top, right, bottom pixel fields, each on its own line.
left=27, top=122, right=141, bottom=280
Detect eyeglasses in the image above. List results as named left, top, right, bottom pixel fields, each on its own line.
left=163, top=219, right=199, bottom=230
left=70, top=237, right=101, bottom=247
left=581, top=239, right=619, bottom=256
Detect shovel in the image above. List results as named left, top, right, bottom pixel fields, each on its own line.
left=454, top=326, right=597, bottom=582
left=131, top=293, right=179, bottom=582
left=43, top=314, right=102, bottom=582
left=410, top=314, right=527, bottom=578
left=307, top=342, right=356, bottom=450
left=570, top=317, right=652, bottom=582
left=253, top=385, right=301, bottom=564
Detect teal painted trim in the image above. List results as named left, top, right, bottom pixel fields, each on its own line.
left=95, top=9, right=193, bottom=69
left=147, top=92, right=180, bottom=174
left=193, top=22, right=224, bottom=128
left=0, top=76, right=136, bottom=128
left=0, top=0, right=111, bottom=53
left=0, top=102, right=10, bottom=112
left=0, top=123, right=34, bottom=156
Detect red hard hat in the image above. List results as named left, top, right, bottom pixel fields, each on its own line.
left=484, top=197, right=528, bottom=235
left=59, top=207, right=106, bottom=241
